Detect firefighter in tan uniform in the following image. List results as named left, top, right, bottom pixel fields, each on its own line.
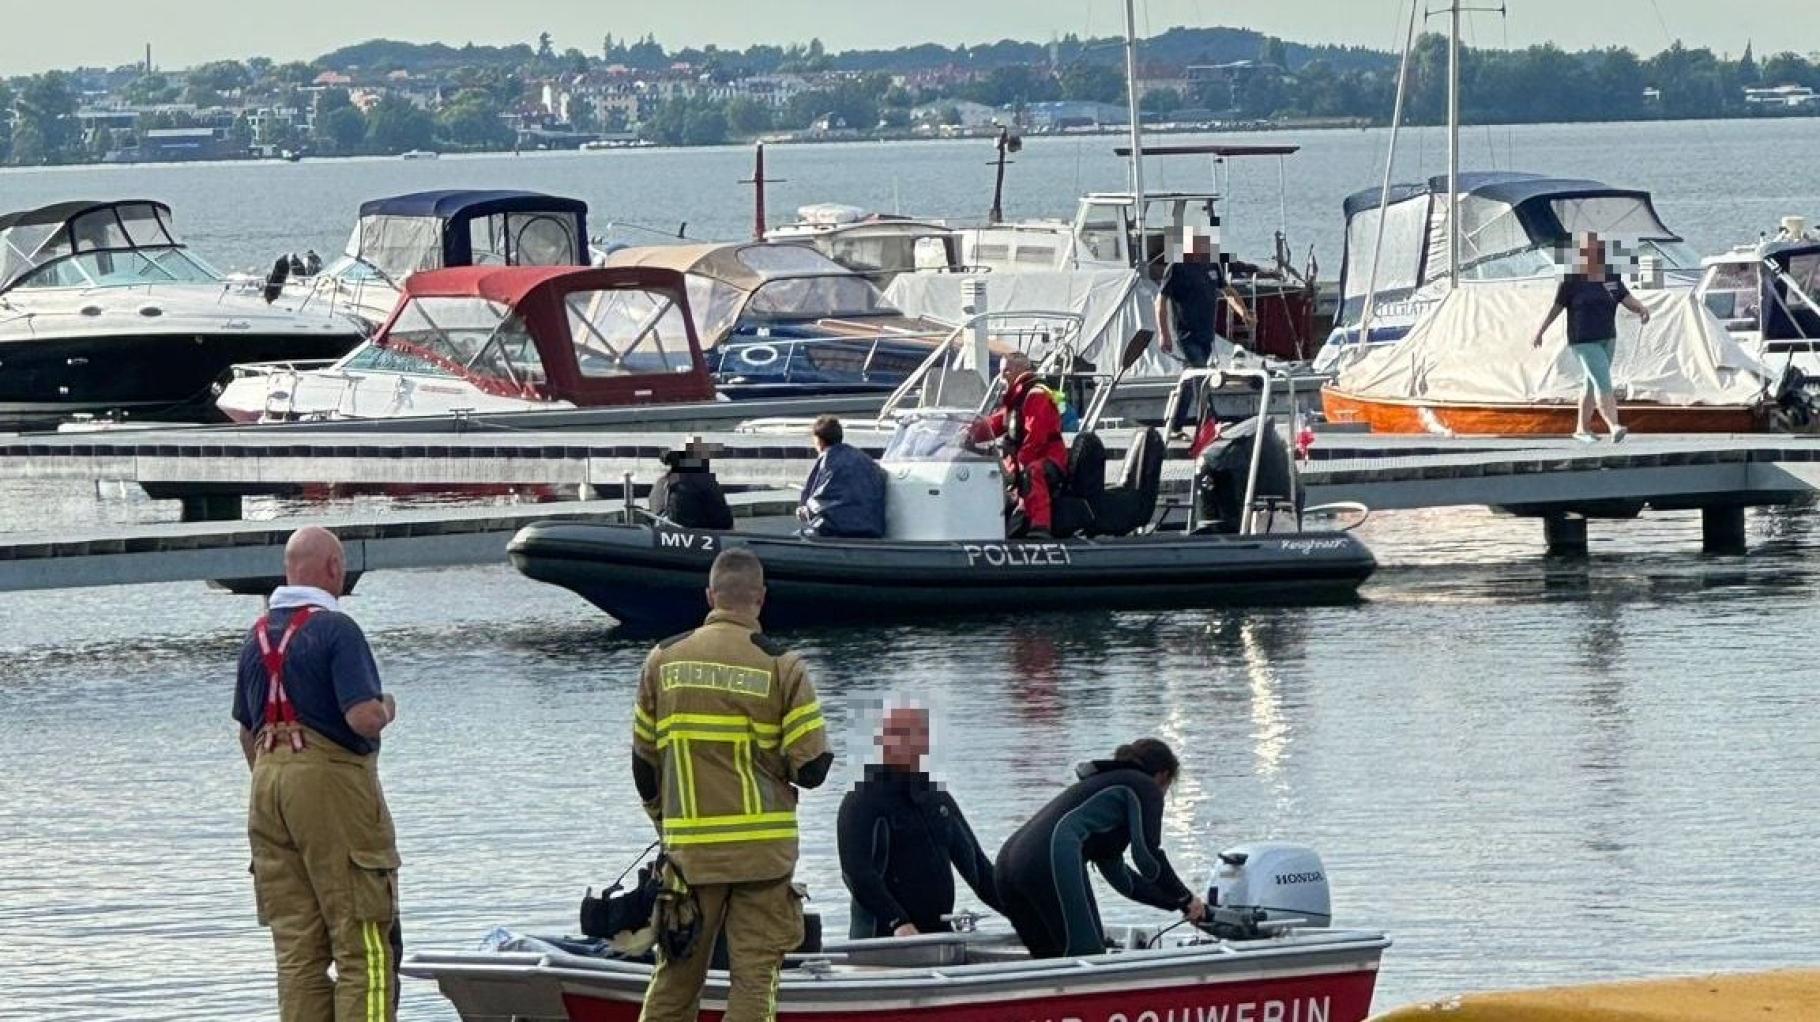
left=633, top=548, right=834, bottom=1022
left=235, top=527, right=402, bottom=1022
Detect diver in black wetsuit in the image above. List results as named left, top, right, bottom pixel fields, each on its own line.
left=993, top=738, right=1207, bottom=958
left=838, top=706, right=1001, bottom=938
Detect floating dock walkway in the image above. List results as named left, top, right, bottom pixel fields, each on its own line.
left=5, top=418, right=1820, bottom=593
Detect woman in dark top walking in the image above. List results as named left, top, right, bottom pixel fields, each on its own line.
left=993, top=738, right=1206, bottom=958
left=1532, top=232, right=1653, bottom=443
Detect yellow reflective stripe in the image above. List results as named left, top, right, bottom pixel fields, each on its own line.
left=782, top=716, right=825, bottom=749
left=734, top=740, right=754, bottom=815
left=634, top=705, right=655, bottom=727
left=676, top=738, right=697, bottom=818
left=633, top=720, right=656, bottom=742
left=781, top=701, right=821, bottom=729
left=665, top=827, right=799, bottom=846
left=662, top=811, right=797, bottom=830
left=655, top=711, right=751, bottom=728
left=363, top=920, right=382, bottom=1022
left=657, top=729, right=778, bottom=750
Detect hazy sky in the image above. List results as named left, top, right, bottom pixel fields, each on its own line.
left=4, top=1, right=1815, bottom=75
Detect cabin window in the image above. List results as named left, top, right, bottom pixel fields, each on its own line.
left=357, top=216, right=446, bottom=280
left=470, top=212, right=580, bottom=267
left=1342, top=195, right=1429, bottom=301
left=1077, top=207, right=1128, bottom=263
left=565, top=287, right=691, bottom=377
left=1703, top=263, right=1762, bottom=325
left=1550, top=197, right=1675, bottom=245
left=746, top=274, right=888, bottom=320
left=1786, top=253, right=1820, bottom=299
left=913, top=237, right=954, bottom=272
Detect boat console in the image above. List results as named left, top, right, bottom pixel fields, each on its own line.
left=878, top=411, right=1005, bottom=541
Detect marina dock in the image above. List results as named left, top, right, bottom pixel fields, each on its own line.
left=4, top=424, right=1814, bottom=562
left=0, top=492, right=794, bottom=593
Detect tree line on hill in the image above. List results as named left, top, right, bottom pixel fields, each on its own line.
left=1, top=28, right=1817, bottom=165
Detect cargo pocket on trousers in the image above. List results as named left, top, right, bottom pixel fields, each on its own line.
left=250, top=861, right=271, bottom=927
left=348, top=848, right=401, bottom=922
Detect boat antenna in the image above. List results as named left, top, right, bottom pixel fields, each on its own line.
left=1357, top=0, right=1421, bottom=354
left=1122, top=0, right=1148, bottom=272
left=740, top=142, right=785, bottom=241
left=988, top=125, right=1022, bottom=224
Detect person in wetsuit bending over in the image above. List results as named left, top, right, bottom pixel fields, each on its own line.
left=838, top=705, right=1001, bottom=937
left=993, top=738, right=1207, bottom=958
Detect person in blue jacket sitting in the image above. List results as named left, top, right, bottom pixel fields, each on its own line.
left=798, top=415, right=887, bottom=539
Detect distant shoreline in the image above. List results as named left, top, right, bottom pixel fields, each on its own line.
left=4, top=111, right=1817, bottom=173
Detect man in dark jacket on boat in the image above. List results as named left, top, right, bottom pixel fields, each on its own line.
left=838, top=704, right=1000, bottom=938
left=969, top=352, right=1067, bottom=536
left=650, top=438, right=735, bottom=530
left=798, top=415, right=888, bottom=539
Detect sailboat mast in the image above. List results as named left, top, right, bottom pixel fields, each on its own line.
left=1447, top=0, right=1462, bottom=285
left=1123, top=0, right=1147, bottom=269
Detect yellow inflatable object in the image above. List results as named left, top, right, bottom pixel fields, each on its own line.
left=1372, top=971, right=1820, bottom=1021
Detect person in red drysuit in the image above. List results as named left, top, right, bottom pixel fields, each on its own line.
left=969, top=352, right=1068, bottom=535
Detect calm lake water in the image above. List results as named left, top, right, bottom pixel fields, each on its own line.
left=3, top=120, right=1820, bottom=1020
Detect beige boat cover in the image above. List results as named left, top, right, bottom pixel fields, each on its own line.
left=1334, top=280, right=1775, bottom=406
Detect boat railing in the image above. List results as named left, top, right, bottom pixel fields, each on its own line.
left=874, top=309, right=1087, bottom=425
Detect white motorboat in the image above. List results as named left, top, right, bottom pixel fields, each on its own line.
left=217, top=263, right=715, bottom=423
left=275, top=189, right=592, bottom=328
left=405, top=843, right=1390, bottom=1022
left=1695, top=215, right=1820, bottom=382
left=0, top=199, right=364, bottom=429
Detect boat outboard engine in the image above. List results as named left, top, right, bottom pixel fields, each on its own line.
left=1204, top=842, right=1331, bottom=939
left=1195, top=416, right=1301, bottom=534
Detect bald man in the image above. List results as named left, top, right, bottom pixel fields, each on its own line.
left=235, top=526, right=402, bottom=1022
left=837, top=706, right=1000, bottom=938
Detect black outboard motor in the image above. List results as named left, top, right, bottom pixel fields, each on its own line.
left=1195, top=416, right=1302, bottom=534
left=261, top=255, right=291, bottom=304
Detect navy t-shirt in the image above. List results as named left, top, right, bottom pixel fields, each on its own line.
left=234, top=608, right=384, bottom=755
left=1161, top=262, right=1227, bottom=366
left=1554, top=274, right=1632, bottom=344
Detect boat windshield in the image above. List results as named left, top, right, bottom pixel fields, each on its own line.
left=882, top=412, right=993, bottom=463
left=7, top=246, right=221, bottom=290
left=378, top=296, right=545, bottom=389
left=745, top=273, right=893, bottom=320
left=1703, top=262, right=1763, bottom=328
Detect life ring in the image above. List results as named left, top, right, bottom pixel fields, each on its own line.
left=736, top=344, right=780, bottom=368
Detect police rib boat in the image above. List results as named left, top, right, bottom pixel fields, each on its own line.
left=509, top=340, right=1375, bottom=631
left=404, top=843, right=1391, bottom=1022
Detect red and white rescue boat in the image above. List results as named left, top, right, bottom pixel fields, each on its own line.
left=403, top=843, right=1390, bottom=1022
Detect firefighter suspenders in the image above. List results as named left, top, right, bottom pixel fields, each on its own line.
left=254, top=607, right=318, bottom=752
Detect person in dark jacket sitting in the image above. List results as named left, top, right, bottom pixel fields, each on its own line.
left=838, top=704, right=1000, bottom=938
left=649, top=438, right=734, bottom=530
left=993, top=738, right=1206, bottom=958
left=798, top=415, right=887, bottom=538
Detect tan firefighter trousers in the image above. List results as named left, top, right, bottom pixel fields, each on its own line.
left=248, top=726, right=401, bottom=1022
left=638, top=875, right=803, bottom=1022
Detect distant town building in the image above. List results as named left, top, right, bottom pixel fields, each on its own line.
left=1744, top=84, right=1820, bottom=109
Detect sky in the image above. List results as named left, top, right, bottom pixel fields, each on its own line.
left=3, top=0, right=1816, bottom=75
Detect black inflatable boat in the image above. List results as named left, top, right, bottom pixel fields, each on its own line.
left=508, top=522, right=1375, bottom=631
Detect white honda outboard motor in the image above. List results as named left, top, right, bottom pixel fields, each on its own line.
left=1205, top=842, right=1332, bottom=939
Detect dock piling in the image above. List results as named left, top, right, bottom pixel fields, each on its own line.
left=1543, top=513, right=1588, bottom=557
left=179, top=493, right=243, bottom=523
left=1701, top=505, right=1748, bottom=555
